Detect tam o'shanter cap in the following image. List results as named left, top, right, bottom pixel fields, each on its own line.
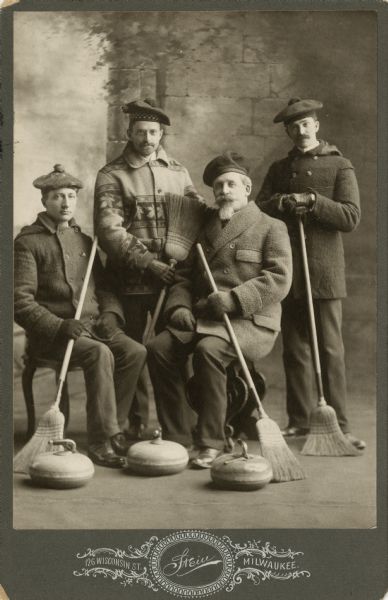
left=122, top=97, right=171, bottom=126
left=203, top=151, right=250, bottom=187
left=33, top=164, right=83, bottom=191
left=273, top=97, right=323, bottom=124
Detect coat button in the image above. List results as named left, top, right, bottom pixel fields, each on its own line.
left=306, top=170, right=313, bottom=176
left=292, top=172, right=297, bottom=178
left=64, top=253, right=70, bottom=260
left=157, top=188, right=163, bottom=194
left=223, top=268, right=229, bottom=274
left=229, top=243, right=235, bottom=249
left=313, top=155, right=318, bottom=160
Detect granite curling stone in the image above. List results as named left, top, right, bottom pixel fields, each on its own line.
left=126, top=430, right=189, bottom=476
left=29, top=439, right=94, bottom=489
left=211, top=439, right=272, bottom=491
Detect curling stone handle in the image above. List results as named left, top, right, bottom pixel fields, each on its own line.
left=151, top=430, right=163, bottom=445
left=237, top=439, right=249, bottom=459
left=49, top=439, right=77, bottom=453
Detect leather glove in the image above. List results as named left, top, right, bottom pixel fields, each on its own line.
left=148, top=259, right=176, bottom=284
left=58, top=319, right=85, bottom=340
left=270, top=193, right=288, bottom=213
left=192, top=298, right=208, bottom=318
left=94, top=312, right=121, bottom=338
left=205, top=291, right=238, bottom=321
left=282, top=192, right=316, bottom=215
left=169, top=307, right=196, bottom=331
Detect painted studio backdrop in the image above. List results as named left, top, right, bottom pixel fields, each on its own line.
left=12, top=10, right=377, bottom=529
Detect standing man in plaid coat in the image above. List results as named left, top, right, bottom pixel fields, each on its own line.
left=256, top=97, right=365, bottom=449
left=94, top=98, right=202, bottom=437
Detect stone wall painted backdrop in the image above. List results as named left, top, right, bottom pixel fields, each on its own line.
left=14, top=11, right=376, bottom=394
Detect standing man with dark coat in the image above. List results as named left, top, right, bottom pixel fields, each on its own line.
left=256, top=97, right=365, bottom=449
left=94, top=98, right=202, bottom=437
left=147, top=152, right=293, bottom=468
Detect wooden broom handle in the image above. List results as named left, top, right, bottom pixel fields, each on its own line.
left=143, top=259, right=177, bottom=344
left=297, top=218, right=326, bottom=404
left=196, top=243, right=267, bottom=419
left=54, top=236, right=98, bottom=408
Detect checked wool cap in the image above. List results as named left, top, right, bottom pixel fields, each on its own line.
left=203, top=151, right=250, bottom=187
left=33, top=164, right=83, bottom=191
left=273, top=97, right=323, bottom=124
left=122, top=98, right=171, bottom=126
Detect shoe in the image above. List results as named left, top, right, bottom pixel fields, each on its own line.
left=281, top=426, right=309, bottom=437
left=110, top=432, right=130, bottom=456
left=88, top=441, right=126, bottom=468
left=191, top=448, right=222, bottom=469
left=345, top=433, right=366, bottom=450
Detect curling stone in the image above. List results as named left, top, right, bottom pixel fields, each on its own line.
left=29, top=439, right=94, bottom=489
left=126, top=430, right=189, bottom=476
left=211, top=439, right=272, bottom=491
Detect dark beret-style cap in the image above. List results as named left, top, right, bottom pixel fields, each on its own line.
left=203, top=151, right=250, bottom=187
left=33, top=164, right=83, bottom=191
left=121, top=97, right=171, bottom=126
left=273, top=97, right=323, bottom=124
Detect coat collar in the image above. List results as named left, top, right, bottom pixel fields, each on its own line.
left=288, top=140, right=342, bottom=158
left=37, top=212, right=79, bottom=234
left=204, top=201, right=262, bottom=261
left=122, top=142, right=169, bottom=169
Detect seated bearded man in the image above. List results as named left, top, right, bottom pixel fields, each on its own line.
left=147, top=151, right=293, bottom=468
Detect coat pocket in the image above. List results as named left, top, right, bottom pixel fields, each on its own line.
left=236, top=249, right=262, bottom=263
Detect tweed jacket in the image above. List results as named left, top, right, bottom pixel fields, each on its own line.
left=14, top=212, right=124, bottom=354
left=256, top=141, right=360, bottom=299
left=94, top=142, right=202, bottom=295
left=164, top=202, right=292, bottom=363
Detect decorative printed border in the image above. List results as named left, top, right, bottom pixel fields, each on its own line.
left=73, top=531, right=311, bottom=597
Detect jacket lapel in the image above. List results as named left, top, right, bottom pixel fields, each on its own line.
left=204, top=202, right=261, bottom=261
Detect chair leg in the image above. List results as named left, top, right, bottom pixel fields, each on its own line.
left=21, top=364, right=37, bottom=439
left=56, top=373, right=70, bottom=430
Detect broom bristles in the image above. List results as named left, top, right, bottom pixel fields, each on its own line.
left=165, top=194, right=206, bottom=262
left=256, top=417, right=306, bottom=482
left=301, top=405, right=359, bottom=456
left=13, top=405, right=65, bottom=474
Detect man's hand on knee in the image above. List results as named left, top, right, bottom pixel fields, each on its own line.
left=201, top=291, right=238, bottom=321
left=58, top=318, right=86, bottom=340
left=148, top=259, right=176, bottom=284
left=170, top=307, right=196, bottom=331
left=95, top=312, right=121, bottom=338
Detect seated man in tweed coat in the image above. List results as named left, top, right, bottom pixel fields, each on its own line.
left=14, top=165, right=147, bottom=468
left=147, top=152, right=293, bottom=468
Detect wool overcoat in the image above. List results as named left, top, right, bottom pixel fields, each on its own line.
left=256, top=141, right=361, bottom=299
left=14, top=212, right=124, bottom=355
left=164, top=202, right=292, bottom=363
left=94, top=143, right=202, bottom=295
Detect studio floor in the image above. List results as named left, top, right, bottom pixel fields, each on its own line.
left=12, top=363, right=376, bottom=530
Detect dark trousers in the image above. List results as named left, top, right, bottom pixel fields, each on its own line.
left=282, top=297, right=349, bottom=432
left=147, top=328, right=276, bottom=450
left=122, top=295, right=162, bottom=429
left=44, top=332, right=147, bottom=446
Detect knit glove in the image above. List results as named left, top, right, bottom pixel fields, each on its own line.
left=58, top=319, right=85, bottom=340
left=148, top=259, right=176, bottom=284
left=282, top=192, right=316, bottom=215
left=205, top=291, right=238, bottom=321
left=94, top=312, right=121, bottom=338
left=170, top=307, right=196, bottom=331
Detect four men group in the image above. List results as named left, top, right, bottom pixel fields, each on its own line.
left=14, top=96, right=365, bottom=470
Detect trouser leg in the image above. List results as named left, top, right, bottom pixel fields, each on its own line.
left=147, top=330, right=194, bottom=446
left=192, top=336, right=237, bottom=450
left=104, top=331, right=147, bottom=431
left=315, top=299, right=349, bottom=432
left=68, top=336, right=121, bottom=446
left=122, top=295, right=157, bottom=429
left=282, top=298, right=314, bottom=429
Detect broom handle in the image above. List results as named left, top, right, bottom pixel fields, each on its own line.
left=196, top=243, right=267, bottom=419
left=143, top=259, right=177, bottom=344
left=53, top=236, right=98, bottom=408
left=297, top=218, right=326, bottom=405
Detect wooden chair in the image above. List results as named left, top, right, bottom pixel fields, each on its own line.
left=21, top=344, right=80, bottom=439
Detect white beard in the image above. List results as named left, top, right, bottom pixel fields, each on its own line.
left=218, top=202, right=235, bottom=221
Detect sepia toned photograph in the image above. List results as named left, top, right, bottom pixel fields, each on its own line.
left=10, top=9, right=378, bottom=534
